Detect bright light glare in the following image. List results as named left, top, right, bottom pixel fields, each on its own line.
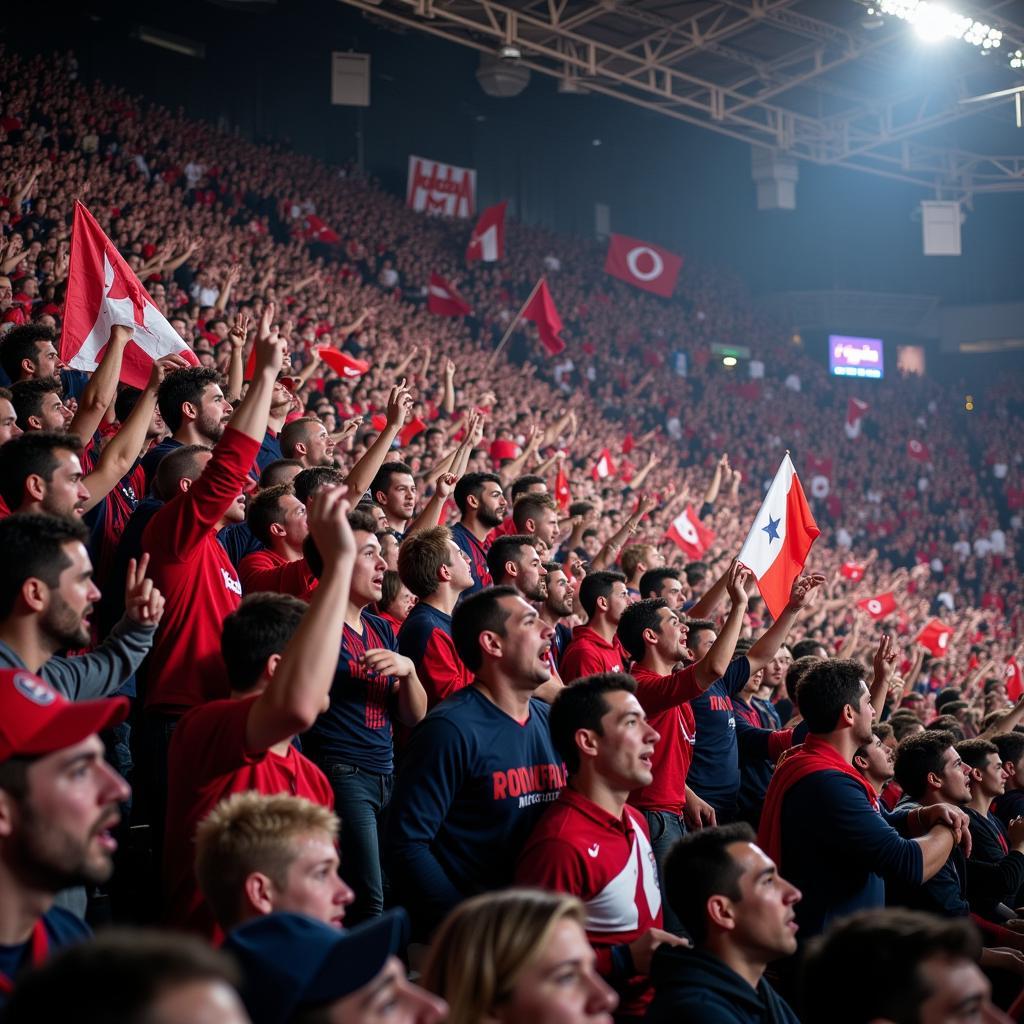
left=722, top=356, right=738, bottom=367
left=877, top=0, right=1002, bottom=48
left=1011, top=48, right=1024, bottom=69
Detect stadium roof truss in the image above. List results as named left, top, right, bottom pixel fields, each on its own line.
left=337, top=0, right=1024, bottom=200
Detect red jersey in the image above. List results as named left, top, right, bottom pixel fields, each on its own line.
left=163, top=695, right=333, bottom=940
left=516, top=788, right=662, bottom=1017
left=239, top=549, right=318, bottom=601
left=484, top=515, right=518, bottom=548
left=142, top=428, right=258, bottom=712
left=629, top=664, right=701, bottom=815
left=560, top=625, right=629, bottom=682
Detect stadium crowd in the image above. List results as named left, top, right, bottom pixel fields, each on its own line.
left=0, top=43, right=1023, bottom=1024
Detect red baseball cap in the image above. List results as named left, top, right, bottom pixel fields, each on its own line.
left=0, top=669, right=129, bottom=763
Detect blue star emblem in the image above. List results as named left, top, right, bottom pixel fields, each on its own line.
left=762, top=515, right=781, bottom=543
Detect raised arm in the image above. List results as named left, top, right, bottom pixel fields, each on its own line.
left=69, top=324, right=132, bottom=444
left=746, top=574, right=826, bottom=674
left=344, top=379, right=413, bottom=496
left=693, top=561, right=751, bottom=689
left=227, top=302, right=286, bottom=443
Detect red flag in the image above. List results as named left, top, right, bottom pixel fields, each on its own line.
left=490, top=439, right=521, bottom=463
left=466, top=201, right=507, bottom=263
left=857, top=592, right=897, bottom=620
left=604, top=233, right=683, bottom=298
left=665, top=505, right=715, bottom=560
left=302, top=214, right=340, bottom=244
left=806, top=454, right=833, bottom=478
left=845, top=398, right=869, bottom=440
left=371, top=414, right=388, bottom=432
left=840, top=561, right=865, bottom=582
left=907, top=439, right=931, bottom=462
left=60, top=202, right=199, bottom=388
left=521, top=280, right=565, bottom=356
left=427, top=273, right=473, bottom=317
left=915, top=618, right=952, bottom=657
left=622, top=432, right=635, bottom=455
left=318, top=347, right=371, bottom=380
left=553, top=463, right=571, bottom=511
left=736, top=454, right=820, bottom=620
left=399, top=417, right=427, bottom=446
left=592, top=448, right=617, bottom=481
left=1006, top=658, right=1023, bottom=702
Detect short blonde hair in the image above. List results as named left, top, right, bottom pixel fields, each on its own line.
left=194, top=792, right=339, bottom=930
left=420, top=889, right=585, bottom=1024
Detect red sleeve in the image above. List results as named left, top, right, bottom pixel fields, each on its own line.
left=169, top=697, right=264, bottom=783
left=560, top=644, right=605, bottom=683
left=240, top=551, right=318, bottom=600
left=633, top=665, right=702, bottom=715
left=148, top=428, right=260, bottom=559
left=420, top=630, right=473, bottom=705
left=768, top=728, right=796, bottom=761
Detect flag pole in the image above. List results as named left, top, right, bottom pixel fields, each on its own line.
left=487, top=276, right=544, bottom=368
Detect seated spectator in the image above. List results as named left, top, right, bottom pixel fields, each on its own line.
left=0, top=668, right=130, bottom=1007
left=801, top=909, right=1007, bottom=1024
left=649, top=822, right=801, bottom=1023
left=421, top=890, right=618, bottom=1024
left=2, top=930, right=248, bottom=1024
left=516, top=672, right=686, bottom=1016
left=560, top=571, right=631, bottom=682
left=239, top=483, right=317, bottom=600
left=396, top=525, right=474, bottom=708
left=225, top=909, right=446, bottom=1024
left=195, top=792, right=354, bottom=933
left=386, top=586, right=564, bottom=935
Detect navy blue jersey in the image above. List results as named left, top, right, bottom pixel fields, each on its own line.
left=140, top=436, right=183, bottom=493
left=450, top=522, right=492, bottom=596
left=397, top=602, right=471, bottom=707
left=307, top=611, right=398, bottom=773
left=256, top=429, right=283, bottom=475
left=386, top=687, right=565, bottom=934
left=551, top=622, right=573, bottom=668
left=0, top=907, right=91, bottom=1009
left=686, top=658, right=751, bottom=812
left=993, top=790, right=1024, bottom=831
left=218, top=521, right=263, bottom=568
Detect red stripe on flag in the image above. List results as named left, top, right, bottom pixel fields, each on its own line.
left=755, top=478, right=820, bottom=620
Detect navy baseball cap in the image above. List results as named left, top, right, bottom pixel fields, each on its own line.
left=224, top=909, right=410, bottom=1024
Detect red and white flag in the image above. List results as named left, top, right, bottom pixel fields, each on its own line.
left=521, top=279, right=566, bottom=356
left=427, top=273, right=472, bottom=317
left=604, top=234, right=683, bottom=298
left=857, top=592, right=897, bottom=620
left=60, top=202, right=198, bottom=388
left=907, top=439, right=932, bottom=463
left=845, top=398, right=869, bottom=440
left=592, top=448, right=617, bottom=481
left=406, top=155, right=476, bottom=218
left=466, top=201, right=506, bottom=263
left=840, top=561, right=865, bottom=582
left=553, top=463, right=571, bottom=510
left=399, top=417, right=427, bottom=446
left=915, top=618, right=952, bottom=657
left=737, top=453, right=820, bottom=620
left=302, top=214, right=340, bottom=244
left=665, top=505, right=715, bottom=560
left=318, top=347, right=370, bottom=380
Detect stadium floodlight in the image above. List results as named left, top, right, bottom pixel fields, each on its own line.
left=1011, top=48, right=1024, bottom=68
left=876, top=0, right=1002, bottom=49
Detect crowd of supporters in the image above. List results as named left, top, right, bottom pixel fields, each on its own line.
left=0, top=44, right=1023, bottom=1023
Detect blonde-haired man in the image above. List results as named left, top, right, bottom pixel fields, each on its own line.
left=195, top=791, right=354, bottom=933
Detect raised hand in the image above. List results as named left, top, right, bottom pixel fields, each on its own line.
left=788, top=573, right=826, bottom=610
left=228, top=313, right=252, bottom=350
left=307, top=484, right=354, bottom=567
left=147, top=352, right=192, bottom=390
left=726, top=560, right=751, bottom=606
left=124, top=553, right=165, bottom=627
left=386, top=378, right=414, bottom=428
left=873, top=633, right=898, bottom=685
left=435, top=472, right=458, bottom=500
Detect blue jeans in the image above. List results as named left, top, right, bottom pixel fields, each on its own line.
left=323, top=761, right=394, bottom=924
left=643, top=809, right=687, bottom=937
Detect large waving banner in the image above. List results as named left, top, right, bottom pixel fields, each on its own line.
left=406, top=155, right=476, bottom=219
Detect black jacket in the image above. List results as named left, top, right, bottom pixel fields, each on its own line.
left=646, top=946, right=799, bottom=1024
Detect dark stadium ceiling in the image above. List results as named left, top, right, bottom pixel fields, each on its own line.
left=335, top=0, right=1024, bottom=200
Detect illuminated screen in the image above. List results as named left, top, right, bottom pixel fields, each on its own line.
left=829, top=335, right=884, bottom=379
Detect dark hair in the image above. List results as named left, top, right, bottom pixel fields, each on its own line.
left=293, top=466, right=344, bottom=505
left=893, top=730, right=955, bottom=800
left=637, top=567, right=681, bottom=600
left=114, top=385, right=143, bottom=425
left=246, top=484, right=295, bottom=547
left=785, top=655, right=823, bottom=704
left=0, top=513, right=89, bottom=619
left=578, top=570, right=626, bottom=619
left=10, top=378, right=62, bottom=429
left=800, top=908, right=981, bottom=1024
left=370, top=461, right=413, bottom=503
left=935, top=687, right=963, bottom=713
left=684, top=561, right=709, bottom=586
left=795, top=659, right=867, bottom=734
left=663, top=823, right=757, bottom=943
left=686, top=618, right=717, bottom=648
left=486, top=534, right=536, bottom=586
left=926, top=715, right=965, bottom=743
left=568, top=500, right=594, bottom=518
left=279, top=417, right=322, bottom=460
left=955, top=737, right=999, bottom=773
left=259, top=459, right=303, bottom=488
left=153, top=444, right=211, bottom=502
left=0, top=432, right=83, bottom=511
left=451, top=585, right=518, bottom=673
left=510, top=474, right=546, bottom=501
left=873, top=722, right=894, bottom=743
left=157, top=366, right=221, bottom=433
left=891, top=715, right=925, bottom=742
left=617, top=598, right=669, bottom=662
left=511, top=492, right=557, bottom=532
left=304, top=508, right=377, bottom=579
left=3, top=928, right=240, bottom=1024
left=453, top=471, right=502, bottom=514
left=992, top=731, right=1024, bottom=768
left=549, top=673, right=638, bottom=774
left=379, top=570, right=404, bottom=612
left=0, top=323, right=56, bottom=381
left=221, top=593, right=307, bottom=691
left=791, top=638, right=827, bottom=660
